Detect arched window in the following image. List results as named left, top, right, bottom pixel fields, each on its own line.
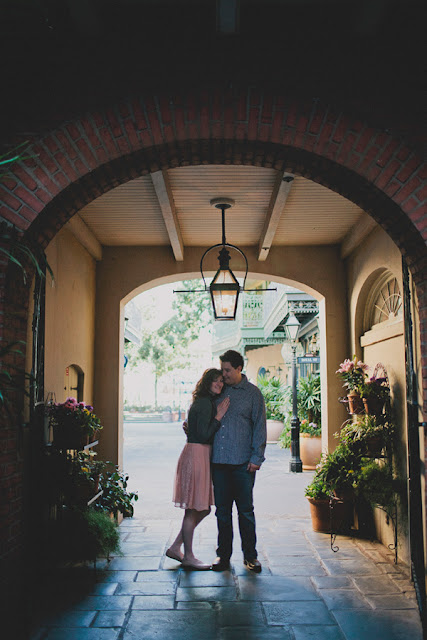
left=364, top=274, right=402, bottom=332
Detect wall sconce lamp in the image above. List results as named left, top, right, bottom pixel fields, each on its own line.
left=175, top=198, right=275, bottom=321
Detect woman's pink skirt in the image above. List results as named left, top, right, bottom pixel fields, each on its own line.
left=173, top=443, right=214, bottom=511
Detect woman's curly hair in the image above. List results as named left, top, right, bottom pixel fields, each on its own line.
left=192, top=368, right=223, bottom=401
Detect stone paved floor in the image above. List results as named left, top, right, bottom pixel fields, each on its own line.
left=29, top=421, right=423, bottom=639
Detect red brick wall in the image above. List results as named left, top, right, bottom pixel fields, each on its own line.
left=1, top=87, right=426, bottom=590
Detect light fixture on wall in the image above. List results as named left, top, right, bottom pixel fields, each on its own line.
left=174, top=198, right=276, bottom=321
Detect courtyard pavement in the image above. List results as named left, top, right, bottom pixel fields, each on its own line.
left=29, top=420, right=423, bottom=639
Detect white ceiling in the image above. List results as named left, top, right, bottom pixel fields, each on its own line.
left=78, top=165, right=374, bottom=255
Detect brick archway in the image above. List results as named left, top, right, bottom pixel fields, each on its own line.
left=1, top=88, right=427, bottom=628
left=2, top=87, right=426, bottom=402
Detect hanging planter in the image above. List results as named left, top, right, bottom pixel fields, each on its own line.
left=364, top=435, right=383, bottom=457
left=362, top=396, right=385, bottom=416
left=47, top=397, right=102, bottom=450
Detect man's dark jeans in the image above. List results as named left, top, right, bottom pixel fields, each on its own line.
left=212, top=462, right=257, bottom=561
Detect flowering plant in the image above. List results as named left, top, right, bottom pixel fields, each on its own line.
left=336, top=356, right=369, bottom=392
left=47, top=397, right=102, bottom=446
left=304, top=475, right=330, bottom=500
left=359, top=376, right=390, bottom=400
left=299, top=419, right=321, bottom=437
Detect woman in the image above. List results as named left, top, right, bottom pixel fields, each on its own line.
left=166, top=368, right=230, bottom=570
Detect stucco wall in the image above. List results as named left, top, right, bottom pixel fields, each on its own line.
left=44, top=227, right=96, bottom=406
left=346, top=225, right=410, bottom=564
left=94, top=244, right=349, bottom=464
left=245, top=344, right=289, bottom=385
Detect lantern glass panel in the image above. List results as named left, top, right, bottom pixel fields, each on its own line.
left=210, top=267, right=240, bottom=320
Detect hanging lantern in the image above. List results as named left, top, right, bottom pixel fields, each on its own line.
left=174, top=197, right=276, bottom=320
left=210, top=246, right=240, bottom=320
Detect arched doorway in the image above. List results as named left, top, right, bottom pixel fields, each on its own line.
left=2, top=91, right=426, bottom=635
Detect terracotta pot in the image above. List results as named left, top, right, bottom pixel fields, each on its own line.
left=307, top=498, right=331, bottom=532
left=53, top=424, right=89, bottom=450
left=333, top=488, right=354, bottom=502
left=347, top=391, right=364, bottom=415
left=266, top=419, right=284, bottom=443
left=362, top=397, right=385, bottom=416
left=307, top=497, right=353, bottom=533
left=300, top=434, right=322, bottom=470
left=364, top=435, right=383, bottom=457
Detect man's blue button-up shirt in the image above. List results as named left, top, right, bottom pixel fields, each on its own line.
left=211, top=374, right=267, bottom=467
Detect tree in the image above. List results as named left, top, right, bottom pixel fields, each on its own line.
left=127, top=280, right=212, bottom=407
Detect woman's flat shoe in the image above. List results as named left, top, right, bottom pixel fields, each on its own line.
left=166, top=548, right=184, bottom=562
left=182, top=560, right=211, bottom=571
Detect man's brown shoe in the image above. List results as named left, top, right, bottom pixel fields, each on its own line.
left=244, top=558, right=262, bottom=573
left=211, top=557, right=231, bottom=571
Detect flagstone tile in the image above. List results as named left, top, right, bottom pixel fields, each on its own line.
left=176, top=586, right=237, bottom=602
left=117, top=581, right=175, bottom=595
left=131, top=595, right=175, bottom=609
left=319, top=588, right=371, bottom=609
left=263, top=600, right=334, bottom=625
left=124, top=610, right=217, bottom=640
left=333, top=609, right=423, bottom=640
left=292, top=625, right=345, bottom=640
left=365, top=594, right=418, bottom=609
left=73, top=596, right=132, bottom=611
left=92, top=611, right=127, bottom=627
left=238, top=575, right=319, bottom=601
left=219, top=627, right=293, bottom=639
left=43, top=630, right=119, bottom=640
left=352, top=576, right=401, bottom=594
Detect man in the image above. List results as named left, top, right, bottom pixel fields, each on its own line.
left=211, top=350, right=267, bottom=573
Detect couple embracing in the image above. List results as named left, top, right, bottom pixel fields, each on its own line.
left=166, top=350, right=267, bottom=572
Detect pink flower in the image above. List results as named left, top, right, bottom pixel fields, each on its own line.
left=336, top=358, right=354, bottom=374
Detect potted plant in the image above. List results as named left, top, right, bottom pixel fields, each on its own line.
left=336, top=356, right=369, bottom=414
left=359, top=375, right=390, bottom=415
left=64, top=451, right=107, bottom=505
left=297, top=373, right=322, bottom=468
left=95, top=464, right=139, bottom=521
left=54, top=507, right=121, bottom=563
left=315, top=442, right=361, bottom=501
left=47, top=397, right=102, bottom=449
left=305, top=470, right=353, bottom=533
left=355, top=459, right=400, bottom=516
left=337, top=414, right=393, bottom=457
left=257, top=374, right=290, bottom=443
left=299, top=419, right=322, bottom=470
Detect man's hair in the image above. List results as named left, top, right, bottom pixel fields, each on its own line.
left=220, top=350, right=244, bottom=370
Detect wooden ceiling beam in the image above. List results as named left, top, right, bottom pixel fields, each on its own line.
left=340, top=213, right=378, bottom=259
left=151, top=169, right=184, bottom=261
left=258, top=172, right=294, bottom=261
left=66, top=213, right=103, bottom=261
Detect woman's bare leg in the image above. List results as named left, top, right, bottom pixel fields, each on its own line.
left=182, top=508, right=211, bottom=563
left=168, top=507, right=211, bottom=561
